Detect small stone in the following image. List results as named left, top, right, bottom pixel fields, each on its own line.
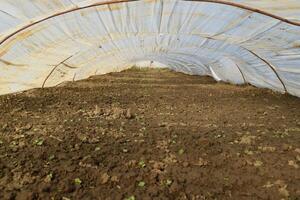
left=239, top=135, right=256, bottom=145
left=100, top=173, right=110, bottom=184
left=258, top=146, right=276, bottom=152
left=278, top=187, right=289, bottom=197
left=77, top=134, right=87, bottom=142
left=125, top=109, right=134, bottom=119
left=195, top=158, right=208, bottom=167
left=254, top=160, right=263, bottom=167
left=288, top=160, right=299, bottom=169
left=182, top=162, right=189, bottom=167
left=111, top=175, right=119, bottom=182
left=282, top=144, right=291, bottom=151
left=244, top=149, right=254, bottom=155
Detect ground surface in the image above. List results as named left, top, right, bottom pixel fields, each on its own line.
left=0, top=68, right=299, bottom=200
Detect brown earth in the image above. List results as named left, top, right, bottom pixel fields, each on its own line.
left=0, top=67, right=299, bottom=200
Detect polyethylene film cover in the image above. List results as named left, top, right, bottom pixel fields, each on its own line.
left=0, top=0, right=299, bottom=96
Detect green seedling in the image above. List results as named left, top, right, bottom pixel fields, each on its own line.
left=125, top=196, right=135, bottom=200
left=44, top=173, right=53, bottom=182
left=95, top=147, right=101, bottom=151
left=178, top=148, right=185, bottom=155
left=48, top=173, right=53, bottom=179
left=138, top=181, right=145, bottom=187
left=34, top=139, right=44, bottom=146
left=166, top=179, right=172, bottom=186
left=48, top=154, right=55, bottom=161
left=74, top=178, right=82, bottom=185
left=138, top=160, right=146, bottom=168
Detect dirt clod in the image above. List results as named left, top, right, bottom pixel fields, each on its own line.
left=100, top=173, right=110, bottom=184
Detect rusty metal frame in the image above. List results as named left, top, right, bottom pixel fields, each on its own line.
left=235, top=63, right=247, bottom=84
left=42, top=55, right=74, bottom=88
left=243, top=47, right=288, bottom=93
left=0, top=0, right=296, bottom=93
left=72, top=73, right=77, bottom=82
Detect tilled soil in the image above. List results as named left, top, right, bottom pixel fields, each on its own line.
left=0, top=67, right=299, bottom=200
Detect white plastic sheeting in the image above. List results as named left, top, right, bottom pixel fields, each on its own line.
left=233, top=0, right=300, bottom=22
left=0, top=0, right=300, bottom=96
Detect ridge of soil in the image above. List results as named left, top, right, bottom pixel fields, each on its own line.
left=0, top=68, right=299, bottom=200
